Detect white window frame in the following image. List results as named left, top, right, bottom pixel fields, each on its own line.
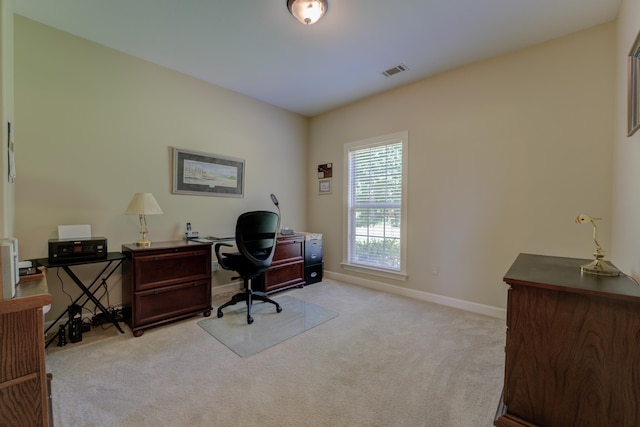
left=342, top=131, right=408, bottom=281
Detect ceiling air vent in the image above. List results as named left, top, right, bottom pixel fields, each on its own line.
left=382, top=64, right=408, bottom=77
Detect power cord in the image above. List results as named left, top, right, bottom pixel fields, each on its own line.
left=55, top=267, right=74, bottom=304
left=623, top=271, right=640, bottom=287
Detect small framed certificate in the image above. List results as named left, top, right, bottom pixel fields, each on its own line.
left=319, top=178, right=331, bottom=195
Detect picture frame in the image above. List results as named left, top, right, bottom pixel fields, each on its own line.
left=319, top=178, right=332, bottom=195
left=628, top=30, right=640, bottom=137
left=172, top=147, right=244, bottom=197
left=317, top=163, right=333, bottom=178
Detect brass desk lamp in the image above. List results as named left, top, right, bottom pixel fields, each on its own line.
left=575, top=213, right=619, bottom=276
left=125, top=193, right=163, bottom=247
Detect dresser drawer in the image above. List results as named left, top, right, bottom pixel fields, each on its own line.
left=133, top=249, right=210, bottom=291
left=134, top=279, right=211, bottom=326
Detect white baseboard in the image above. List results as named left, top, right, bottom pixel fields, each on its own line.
left=44, top=319, right=60, bottom=332
left=212, top=282, right=241, bottom=296
left=325, top=270, right=506, bottom=320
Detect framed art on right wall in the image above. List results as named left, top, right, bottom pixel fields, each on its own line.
left=319, top=178, right=331, bottom=195
left=628, top=30, right=640, bottom=136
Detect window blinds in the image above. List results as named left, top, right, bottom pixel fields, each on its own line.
left=347, top=141, right=402, bottom=270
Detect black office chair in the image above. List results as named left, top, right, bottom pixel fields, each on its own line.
left=215, top=210, right=283, bottom=324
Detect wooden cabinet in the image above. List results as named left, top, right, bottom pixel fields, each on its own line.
left=494, top=253, right=640, bottom=427
left=254, top=233, right=305, bottom=293
left=122, top=241, right=212, bottom=337
left=0, top=276, right=52, bottom=427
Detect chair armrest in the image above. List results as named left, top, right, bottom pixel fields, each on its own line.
left=214, top=242, right=233, bottom=270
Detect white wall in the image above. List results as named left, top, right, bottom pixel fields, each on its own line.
left=14, top=16, right=308, bottom=320
left=612, top=0, right=640, bottom=278
left=308, top=23, right=616, bottom=311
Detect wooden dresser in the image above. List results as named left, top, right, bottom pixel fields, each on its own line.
left=121, top=240, right=212, bottom=337
left=495, top=253, right=640, bottom=427
left=0, top=275, right=52, bottom=426
left=254, top=233, right=305, bottom=293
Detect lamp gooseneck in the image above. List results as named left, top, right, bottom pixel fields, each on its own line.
left=270, top=193, right=282, bottom=234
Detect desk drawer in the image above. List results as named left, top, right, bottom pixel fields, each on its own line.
left=133, top=249, right=210, bottom=291
left=134, top=279, right=211, bottom=326
left=259, top=260, right=304, bottom=292
left=273, top=238, right=303, bottom=263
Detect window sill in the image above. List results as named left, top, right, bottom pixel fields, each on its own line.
left=341, top=263, right=408, bottom=281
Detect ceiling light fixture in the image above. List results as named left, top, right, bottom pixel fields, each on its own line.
left=287, top=0, right=328, bottom=25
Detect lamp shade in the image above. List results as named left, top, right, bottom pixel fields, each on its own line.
left=287, top=0, right=327, bottom=25
left=125, top=193, right=163, bottom=215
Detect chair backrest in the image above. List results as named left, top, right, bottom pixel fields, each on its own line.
left=235, top=210, right=279, bottom=271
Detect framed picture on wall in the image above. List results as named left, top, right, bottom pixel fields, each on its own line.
left=172, top=147, right=244, bottom=197
left=628, top=30, right=640, bottom=137
left=319, top=178, right=332, bottom=195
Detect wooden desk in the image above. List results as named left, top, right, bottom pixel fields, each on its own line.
left=0, top=276, right=52, bottom=426
left=495, top=253, right=640, bottom=427
left=121, top=240, right=212, bottom=337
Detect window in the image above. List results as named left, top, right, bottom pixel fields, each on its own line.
left=343, top=131, right=408, bottom=280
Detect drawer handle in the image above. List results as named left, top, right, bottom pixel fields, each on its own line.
left=311, top=254, right=317, bottom=259
left=154, top=257, right=159, bottom=261
left=310, top=272, right=318, bottom=278
left=154, top=290, right=159, bottom=295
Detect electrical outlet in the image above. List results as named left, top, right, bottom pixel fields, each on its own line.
left=431, top=265, right=439, bottom=275
left=211, top=260, right=219, bottom=271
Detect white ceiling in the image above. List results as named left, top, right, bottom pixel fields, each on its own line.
left=13, top=0, right=621, bottom=117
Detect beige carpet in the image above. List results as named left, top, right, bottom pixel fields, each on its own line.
left=45, top=279, right=505, bottom=426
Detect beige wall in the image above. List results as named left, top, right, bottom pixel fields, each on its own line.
left=11, top=14, right=621, bottom=320
left=0, top=0, right=14, bottom=237
left=309, top=23, right=615, bottom=311
left=612, top=0, right=640, bottom=278
left=14, top=16, right=308, bottom=320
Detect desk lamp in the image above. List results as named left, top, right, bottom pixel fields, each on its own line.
left=575, top=213, right=619, bottom=276
left=270, top=194, right=283, bottom=234
left=125, top=193, right=163, bottom=247
left=270, top=194, right=294, bottom=235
